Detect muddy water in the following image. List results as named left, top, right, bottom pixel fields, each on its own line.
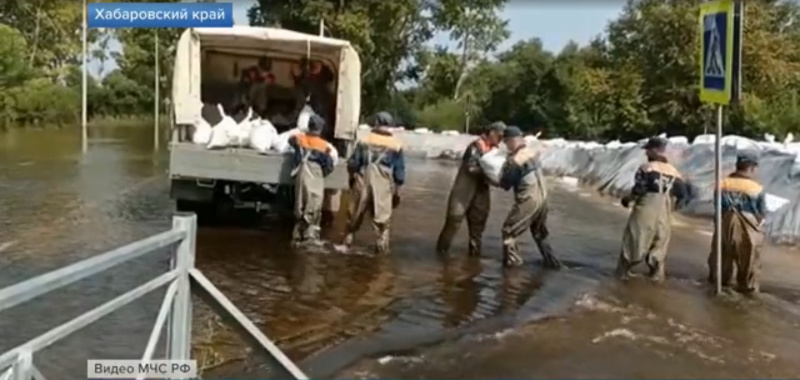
left=1, top=126, right=800, bottom=379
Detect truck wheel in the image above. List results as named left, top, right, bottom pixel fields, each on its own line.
left=175, top=200, right=214, bottom=226
left=213, top=196, right=236, bottom=226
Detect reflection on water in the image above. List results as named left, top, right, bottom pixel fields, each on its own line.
left=1, top=125, right=800, bottom=379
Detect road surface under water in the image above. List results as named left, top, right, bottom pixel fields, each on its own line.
left=1, top=126, right=800, bottom=379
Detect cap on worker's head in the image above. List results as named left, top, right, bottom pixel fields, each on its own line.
left=643, top=137, right=668, bottom=151
left=307, top=114, right=325, bottom=135
left=372, top=111, right=394, bottom=127
left=736, top=151, right=759, bottom=166
left=486, top=121, right=507, bottom=134
left=503, top=126, right=523, bottom=139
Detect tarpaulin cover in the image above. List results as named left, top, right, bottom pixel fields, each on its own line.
left=533, top=137, right=800, bottom=244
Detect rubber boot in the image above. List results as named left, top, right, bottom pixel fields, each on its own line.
left=375, top=225, right=390, bottom=254
left=535, top=239, right=561, bottom=270
left=342, top=232, right=354, bottom=247
left=291, top=222, right=305, bottom=247
left=468, top=237, right=482, bottom=257
left=436, top=217, right=460, bottom=255
left=502, top=238, right=524, bottom=268
left=648, top=261, right=665, bottom=283
left=321, top=210, right=334, bottom=227
left=304, top=224, right=322, bottom=246
left=615, top=256, right=634, bottom=280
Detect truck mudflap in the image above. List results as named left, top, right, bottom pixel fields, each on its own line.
left=169, top=142, right=350, bottom=189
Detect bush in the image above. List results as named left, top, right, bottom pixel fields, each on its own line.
left=415, top=98, right=467, bottom=132
left=4, top=78, right=79, bottom=127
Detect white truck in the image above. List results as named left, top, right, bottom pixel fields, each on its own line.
left=169, top=26, right=361, bottom=222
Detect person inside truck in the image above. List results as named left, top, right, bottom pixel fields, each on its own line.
left=291, top=59, right=335, bottom=132
left=240, top=57, right=275, bottom=117
left=288, top=114, right=335, bottom=245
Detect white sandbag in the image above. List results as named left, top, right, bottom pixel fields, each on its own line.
left=721, top=135, right=760, bottom=151
left=207, top=104, right=237, bottom=149
left=692, top=134, right=715, bottom=145
left=441, top=130, right=460, bottom=136
left=668, top=136, right=689, bottom=145
left=327, top=142, right=339, bottom=166
left=296, top=104, right=314, bottom=132
left=272, top=128, right=302, bottom=153
left=766, top=193, right=790, bottom=213
left=192, top=117, right=212, bottom=145
left=249, top=119, right=278, bottom=153
left=479, top=148, right=507, bottom=185
left=413, top=127, right=431, bottom=134
left=232, top=108, right=254, bottom=147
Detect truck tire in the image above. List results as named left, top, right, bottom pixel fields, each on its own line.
left=175, top=200, right=215, bottom=226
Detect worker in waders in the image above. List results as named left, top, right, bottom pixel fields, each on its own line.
left=343, top=112, right=406, bottom=254
left=617, top=137, right=689, bottom=282
left=288, top=114, right=334, bottom=245
left=498, top=126, right=561, bottom=269
left=707, top=152, right=766, bottom=294
left=436, top=121, right=507, bottom=257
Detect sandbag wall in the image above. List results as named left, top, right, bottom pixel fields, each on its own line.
left=535, top=141, right=800, bottom=244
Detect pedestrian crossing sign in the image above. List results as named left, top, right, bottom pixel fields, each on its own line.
left=699, top=0, right=735, bottom=105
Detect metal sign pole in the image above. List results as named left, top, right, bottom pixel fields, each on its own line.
left=700, top=0, right=740, bottom=295
left=81, top=0, right=88, bottom=153
left=714, top=104, right=723, bottom=295
left=154, top=30, right=160, bottom=152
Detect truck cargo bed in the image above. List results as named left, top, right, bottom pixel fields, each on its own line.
left=169, top=142, right=349, bottom=189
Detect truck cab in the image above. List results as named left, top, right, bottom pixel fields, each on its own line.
left=169, top=26, right=361, bottom=222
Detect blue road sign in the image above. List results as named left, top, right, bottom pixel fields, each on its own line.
left=699, top=0, right=735, bottom=105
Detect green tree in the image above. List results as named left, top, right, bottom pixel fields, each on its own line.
left=1, top=0, right=93, bottom=79
left=411, top=46, right=461, bottom=107
left=114, top=26, right=182, bottom=114
left=0, top=24, right=30, bottom=88
left=430, top=0, right=510, bottom=99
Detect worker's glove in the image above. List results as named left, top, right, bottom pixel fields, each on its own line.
left=621, top=196, right=632, bottom=208
left=392, top=187, right=401, bottom=208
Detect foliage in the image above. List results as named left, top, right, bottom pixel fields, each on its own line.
left=410, top=0, right=800, bottom=141
left=0, top=24, right=30, bottom=89
left=430, top=0, right=509, bottom=99
left=1, top=0, right=799, bottom=142
left=113, top=0, right=182, bottom=113
left=416, top=98, right=467, bottom=131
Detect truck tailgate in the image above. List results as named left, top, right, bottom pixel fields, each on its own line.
left=169, top=142, right=349, bottom=189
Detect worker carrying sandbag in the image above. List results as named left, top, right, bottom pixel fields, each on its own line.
left=498, top=126, right=561, bottom=269
left=436, top=121, right=506, bottom=257
left=707, top=152, right=766, bottom=294
left=343, top=112, right=406, bottom=254
left=288, top=114, right=335, bottom=245
left=617, top=137, right=690, bottom=282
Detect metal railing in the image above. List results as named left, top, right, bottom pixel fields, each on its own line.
left=0, top=213, right=307, bottom=380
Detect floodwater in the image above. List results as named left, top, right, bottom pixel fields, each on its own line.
left=2, top=126, right=800, bottom=379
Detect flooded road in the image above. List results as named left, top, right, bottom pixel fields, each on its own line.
left=2, top=126, right=800, bottom=379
